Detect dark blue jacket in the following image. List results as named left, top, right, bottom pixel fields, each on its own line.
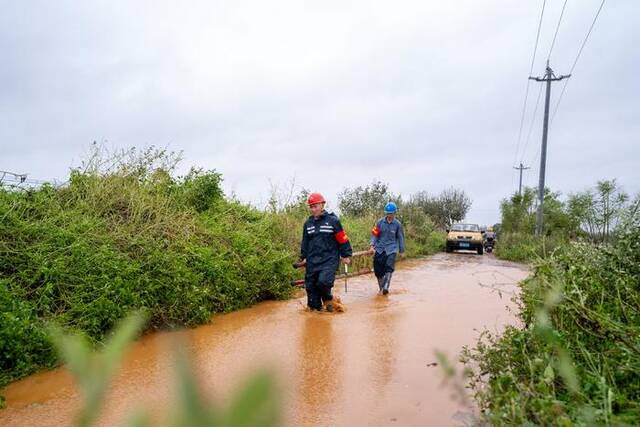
left=300, top=211, right=353, bottom=272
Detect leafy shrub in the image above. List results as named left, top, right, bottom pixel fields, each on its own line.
left=0, top=279, right=54, bottom=387
left=463, top=222, right=640, bottom=425
left=0, top=164, right=295, bottom=387
left=495, top=232, right=569, bottom=262
left=1, top=154, right=445, bottom=391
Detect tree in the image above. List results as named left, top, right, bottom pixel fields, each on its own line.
left=596, top=179, right=629, bottom=242
left=500, top=187, right=575, bottom=237
left=500, top=187, right=536, bottom=234
left=542, top=189, right=575, bottom=237
left=567, top=191, right=597, bottom=239
left=439, top=188, right=472, bottom=227
left=567, top=179, right=629, bottom=242
left=338, top=180, right=398, bottom=217
left=407, top=188, right=472, bottom=229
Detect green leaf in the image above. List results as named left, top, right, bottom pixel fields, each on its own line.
left=543, top=364, right=555, bottom=384
left=222, top=370, right=279, bottom=427
left=48, top=311, right=147, bottom=427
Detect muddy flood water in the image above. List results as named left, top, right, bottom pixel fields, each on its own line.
left=1, top=253, right=529, bottom=427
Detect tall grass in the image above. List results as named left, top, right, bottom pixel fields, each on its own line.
left=494, top=232, right=569, bottom=262
left=0, top=170, right=296, bottom=388
left=0, top=149, right=444, bottom=390
left=462, top=222, right=640, bottom=425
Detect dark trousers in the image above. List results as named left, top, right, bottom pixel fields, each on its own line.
left=373, top=251, right=397, bottom=278
left=305, top=268, right=336, bottom=310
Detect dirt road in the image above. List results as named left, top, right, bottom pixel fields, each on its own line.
left=0, top=253, right=529, bottom=426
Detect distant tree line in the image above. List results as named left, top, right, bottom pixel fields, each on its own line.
left=336, top=180, right=472, bottom=229
left=500, top=178, right=638, bottom=242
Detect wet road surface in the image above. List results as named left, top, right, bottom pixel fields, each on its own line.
left=0, top=253, right=529, bottom=426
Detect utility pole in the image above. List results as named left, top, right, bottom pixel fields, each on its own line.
left=513, top=162, right=530, bottom=196
left=529, top=61, right=570, bottom=236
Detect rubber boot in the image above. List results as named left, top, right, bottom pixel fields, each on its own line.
left=382, top=272, right=392, bottom=295
left=324, top=300, right=334, bottom=312
left=321, top=294, right=334, bottom=312
left=323, top=296, right=345, bottom=313
left=332, top=296, right=346, bottom=312
left=377, top=276, right=385, bottom=293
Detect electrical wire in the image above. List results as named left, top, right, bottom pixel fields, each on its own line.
left=512, top=0, right=547, bottom=169
left=547, top=0, right=569, bottom=61
left=551, top=0, right=606, bottom=124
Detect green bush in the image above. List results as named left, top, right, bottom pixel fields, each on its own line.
left=463, top=222, right=640, bottom=425
left=0, top=171, right=297, bottom=388
left=0, top=158, right=444, bottom=390
left=495, top=232, right=569, bottom=262
left=0, top=279, right=55, bottom=387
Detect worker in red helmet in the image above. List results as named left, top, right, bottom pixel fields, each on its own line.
left=298, top=192, right=352, bottom=311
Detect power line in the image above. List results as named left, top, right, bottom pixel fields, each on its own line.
left=520, top=83, right=545, bottom=163
left=528, top=145, right=541, bottom=188
left=518, top=0, right=568, bottom=184
left=547, top=0, right=569, bottom=61
left=513, top=0, right=547, bottom=167
left=551, top=0, right=606, bottom=124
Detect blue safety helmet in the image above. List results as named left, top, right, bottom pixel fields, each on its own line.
left=384, top=202, right=398, bottom=214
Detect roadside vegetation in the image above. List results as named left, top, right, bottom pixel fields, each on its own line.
left=495, top=180, right=635, bottom=262
left=0, top=146, right=454, bottom=391
left=464, top=181, right=640, bottom=425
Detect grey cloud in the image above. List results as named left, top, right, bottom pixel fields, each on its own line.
left=1, top=0, right=638, bottom=224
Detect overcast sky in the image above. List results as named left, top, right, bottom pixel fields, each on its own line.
left=1, top=0, right=638, bottom=224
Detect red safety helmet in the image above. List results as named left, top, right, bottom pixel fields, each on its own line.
left=307, top=192, right=326, bottom=206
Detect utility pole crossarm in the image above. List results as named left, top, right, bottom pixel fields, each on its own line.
left=529, top=74, right=571, bottom=82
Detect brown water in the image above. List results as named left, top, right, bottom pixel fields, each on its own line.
left=0, top=253, right=528, bottom=427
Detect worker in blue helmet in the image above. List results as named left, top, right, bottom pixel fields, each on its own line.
left=368, top=201, right=405, bottom=295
